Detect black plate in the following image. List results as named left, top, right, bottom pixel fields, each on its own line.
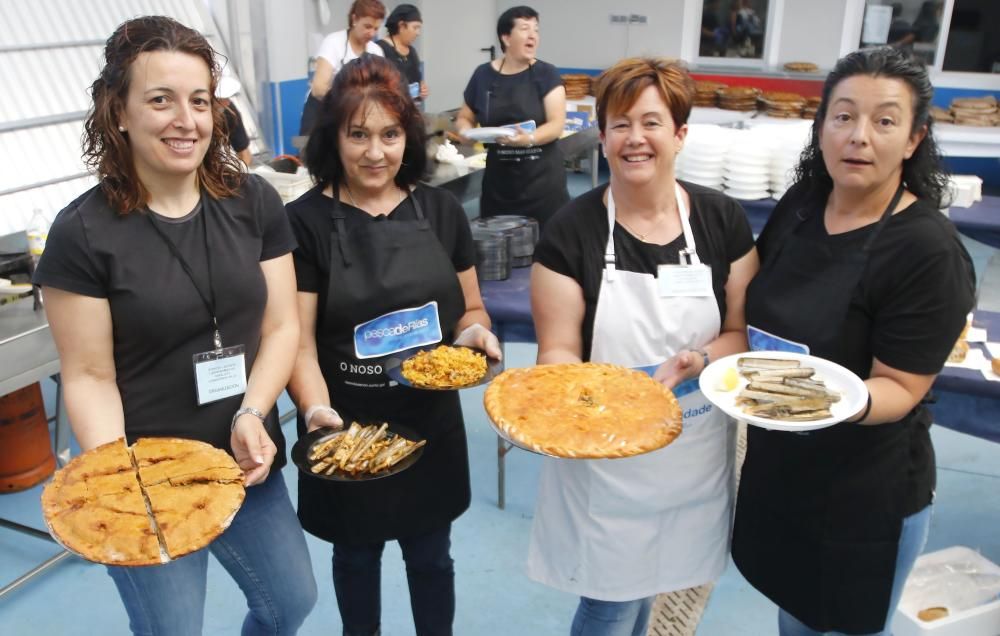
left=291, top=423, right=424, bottom=482
left=384, top=345, right=504, bottom=390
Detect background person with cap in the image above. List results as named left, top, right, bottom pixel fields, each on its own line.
left=376, top=4, right=428, bottom=104
left=299, top=0, right=386, bottom=135
left=217, top=75, right=252, bottom=166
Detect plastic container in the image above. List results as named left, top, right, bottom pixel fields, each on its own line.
left=894, top=546, right=1000, bottom=636
left=252, top=167, right=314, bottom=204
left=26, top=208, right=49, bottom=263
left=0, top=383, right=57, bottom=492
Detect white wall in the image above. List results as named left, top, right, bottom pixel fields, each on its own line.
left=421, top=0, right=497, bottom=113
left=776, top=0, right=847, bottom=68
left=523, top=0, right=687, bottom=69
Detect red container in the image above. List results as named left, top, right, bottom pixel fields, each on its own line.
left=0, top=383, right=57, bottom=492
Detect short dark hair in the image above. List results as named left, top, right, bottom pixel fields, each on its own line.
left=794, top=46, right=948, bottom=208
left=304, top=55, right=427, bottom=189
left=83, top=15, right=242, bottom=213
left=497, top=5, right=539, bottom=52
left=386, top=4, right=421, bottom=35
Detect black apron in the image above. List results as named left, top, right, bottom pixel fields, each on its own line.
left=296, top=192, right=471, bottom=545
left=732, top=185, right=934, bottom=634
left=480, top=63, right=569, bottom=228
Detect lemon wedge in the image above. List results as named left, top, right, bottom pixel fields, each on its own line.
left=716, top=367, right=740, bottom=392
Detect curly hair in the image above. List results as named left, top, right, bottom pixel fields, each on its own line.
left=83, top=16, right=243, bottom=214
left=794, top=47, right=949, bottom=208
left=304, top=55, right=427, bottom=190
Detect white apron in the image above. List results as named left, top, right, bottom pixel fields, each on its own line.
left=526, top=184, right=736, bottom=601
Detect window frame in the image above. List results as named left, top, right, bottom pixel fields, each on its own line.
left=841, top=0, right=999, bottom=89
left=681, top=0, right=786, bottom=69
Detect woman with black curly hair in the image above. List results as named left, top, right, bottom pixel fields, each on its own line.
left=732, top=47, right=975, bottom=636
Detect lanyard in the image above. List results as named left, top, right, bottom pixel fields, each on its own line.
left=146, top=207, right=223, bottom=350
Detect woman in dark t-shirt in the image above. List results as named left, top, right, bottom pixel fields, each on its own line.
left=375, top=3, right=427, bottom=103
left=732, top=47, right=976, bottom=636
left=33, top=16, right=316, bottom=634
left=455, top=5, right=569, bottom=227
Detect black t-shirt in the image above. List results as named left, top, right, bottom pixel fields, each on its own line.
left=757, top=184, right=976, bottom=378
left=534, top=182, right=755, bottom=361
left=287, top=183, right=475, bottom=317
left=223, top=104, right=249, bottom=153
left=33, top=175, right=295, bottom=464
left=462, top=59, right=562, bottom=127
left=375, top=39, right=422, bottom=87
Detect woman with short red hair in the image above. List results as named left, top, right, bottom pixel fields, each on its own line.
left=529, top=57, right=759, bottom=635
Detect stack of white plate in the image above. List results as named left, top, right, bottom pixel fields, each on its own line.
left=677, top=124, right=731, bottom=191
left=765, top=121, right=812, bottom=200
left=722, top=129, right=773, bottom=200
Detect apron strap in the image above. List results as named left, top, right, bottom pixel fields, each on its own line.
left=330, top=195, right=353, bottom=268
left=604, top=182, right=698, bottom=280
left=862, top=183, right=905, bottom=252
left=408, top=188, right=431, bottom=229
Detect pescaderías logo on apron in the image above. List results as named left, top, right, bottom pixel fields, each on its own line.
left=353, top=301, right=443, bottom=359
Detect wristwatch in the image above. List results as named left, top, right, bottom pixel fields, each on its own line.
left=231, top=406, right=266, bottom=431
left=695, top=349, right=710, bottom=370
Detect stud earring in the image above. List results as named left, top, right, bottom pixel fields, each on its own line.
left=118, top=125, right=126, bottom=132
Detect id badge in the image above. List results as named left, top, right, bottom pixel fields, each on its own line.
left=657, top=263, right=713, bottom=297
left=192, top=344, right=247, bottom=405
left=408, top=82, right=420, bottom=99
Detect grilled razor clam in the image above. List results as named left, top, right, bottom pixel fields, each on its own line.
left=778, top=409, right=832, bottom=421
left=309, top=435, right=344, bottom=462
left=746, top=402, right=832, bottom=418
left=747, top=381, right=829, bottom=398
left=737, top=357, right=801, bottom=369
left=784, top=378, right=841, bottom=401
left=737, top=389, right=802, bottom=403
left=743, top=368, right=816, bottom=380
left=347, top=423, right=389, bottom=465
left=331, top=423, right=364, bottom=465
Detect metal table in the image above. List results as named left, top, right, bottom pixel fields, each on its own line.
left=0, top=296, right=73, bottom=598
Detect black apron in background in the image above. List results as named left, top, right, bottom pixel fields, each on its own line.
left=296, top=193, right=471, bottom=545
left=480, top=63, right=569, bottom=228
left=732, top=185, right=934, bottom=634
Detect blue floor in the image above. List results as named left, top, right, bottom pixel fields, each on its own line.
left=2, top=171, right=998, bottom=635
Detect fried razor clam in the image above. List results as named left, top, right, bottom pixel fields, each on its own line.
left=743, top=368, right=816, bottom=380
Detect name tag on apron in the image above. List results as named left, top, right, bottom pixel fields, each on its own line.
left=408, top=82, right=420, bottom=99
left=657, top=264, right=713, bottom=297
left=353, top=301, right=443, bottom=359
left=747, top=325, right=809, bottom=354
left=192, top=345, right=247, bottom=405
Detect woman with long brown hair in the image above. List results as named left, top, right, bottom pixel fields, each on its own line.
left=34, top=16, right=316, bottom=634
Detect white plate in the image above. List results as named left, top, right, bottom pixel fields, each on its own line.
left=699, top=351, right=868, bottom=432
left=725, top=189, right=772, bottom=201
left=463, top=127, right=517, bottom=143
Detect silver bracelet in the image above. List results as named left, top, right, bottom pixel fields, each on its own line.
left=231, top=406, right=266, bottom=431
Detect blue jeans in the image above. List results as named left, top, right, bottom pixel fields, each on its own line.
left=331, top=524, right=455, bottom=636
left=570, top=596, right=655, bottom=636
left=107, top=471, right=317, bottom=635
left=778, top=504, right=933, bottom=636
